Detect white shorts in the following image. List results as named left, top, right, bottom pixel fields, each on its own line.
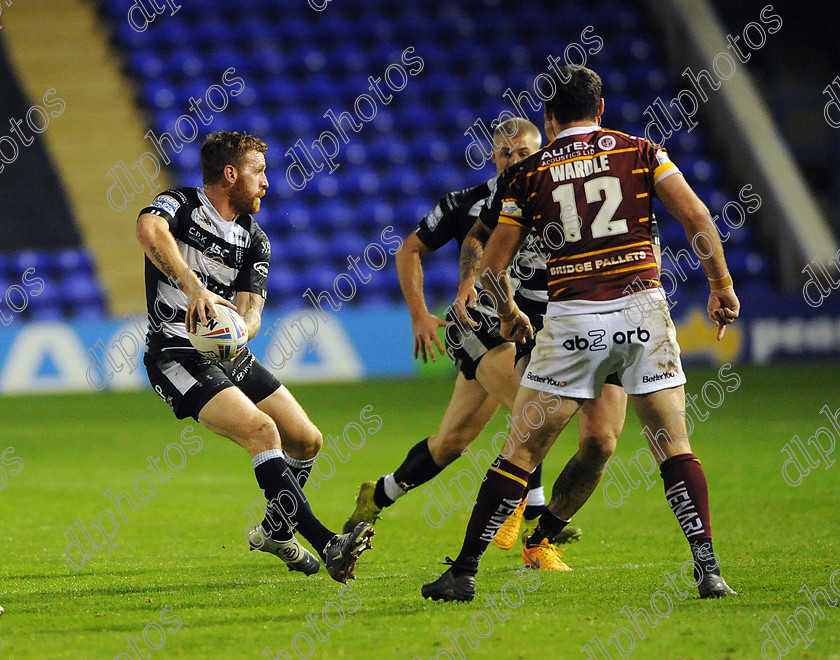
left=521, top=290, right=686, bottom=398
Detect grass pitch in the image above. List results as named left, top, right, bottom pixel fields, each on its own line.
left=1, top=363, right=839, bottom=659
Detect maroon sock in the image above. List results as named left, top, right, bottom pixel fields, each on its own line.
left=453, top=458, right=530, bottom=575
left=660, top=453, right=719, bottom=578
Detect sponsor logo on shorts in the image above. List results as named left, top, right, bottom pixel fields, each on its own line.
left=526, top=372, right=566, bottom=387
left=642, top=370, right=679, bottom=383
left=562, top=328, right=649, bottom=351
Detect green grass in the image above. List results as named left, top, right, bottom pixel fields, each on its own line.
left=1, top=363, right=839, bottom=659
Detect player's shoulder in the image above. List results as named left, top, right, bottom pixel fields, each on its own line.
left=441, top=179, right=493, bottom=212
left=598, top=127, right=665, bottom=154
left=142, top=187, right=198, bottom=217
left=235, top=214, right=267, bottom=239
left=236, top=215, right=271, bottom=254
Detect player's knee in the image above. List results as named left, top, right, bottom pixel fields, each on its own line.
left=300, top=427, right=323, bottom=459
left=579, top=433, right=616, bottom=467
left=430, top=432, right=473, bottom=465
left=243, top=411, right=279, bottom=451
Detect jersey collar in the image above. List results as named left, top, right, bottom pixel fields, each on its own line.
left=554, top=125, right=601, bottom=139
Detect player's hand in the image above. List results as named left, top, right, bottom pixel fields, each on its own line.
left=708, top=288, right=740, bottom=341
left=452, top=280, right=479, bottom=328
left=500, top=310, right=533, bottom=344
left=412, top=312, right=448, bottom=363
left=186, top=288, right=236, bottom=334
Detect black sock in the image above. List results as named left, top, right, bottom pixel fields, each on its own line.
left=690, top=537, right=719, bottom=580
left=253, top=450, right=334, bottom=557
left=372, top=477, right=393, bottom=509
left=284, top=454, right=314, bottom=490
left=527, top=509, right=569, bottom=546
left=392, top=438, right=444, bottom=492
left=524, top=504, right=546, bottom=520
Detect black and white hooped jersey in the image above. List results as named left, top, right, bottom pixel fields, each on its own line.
left=139, top=187, right=270, bottom=353
left=414, top=178, right=549, bottom=314
left=414, top=179, right=494, bottom=252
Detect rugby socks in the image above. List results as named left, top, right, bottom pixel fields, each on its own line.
left=252, top=450, right=334, bottom=556
left=373, top=438, right=442, bottom=509
left=452, top=458, right=530, bottom=576
left=284, top=453, right=315, bottom=490
left=660, top=453, right=719, bottom=578
left=524, top=462, right=546, bottom=520
left=526, top=509, right=570, bottom=546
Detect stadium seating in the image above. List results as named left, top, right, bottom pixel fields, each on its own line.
left=87, top=0, right=773, bottom=312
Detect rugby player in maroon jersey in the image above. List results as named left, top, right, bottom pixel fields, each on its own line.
left=423, top=66, right=738, bottom=601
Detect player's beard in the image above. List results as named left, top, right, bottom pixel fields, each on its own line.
left=229, top=179, right=263, bottom=215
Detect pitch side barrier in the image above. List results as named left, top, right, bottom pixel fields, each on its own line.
left=265, top=227, right=403, bottom=370
left=84, top=246, right=243, bottom=391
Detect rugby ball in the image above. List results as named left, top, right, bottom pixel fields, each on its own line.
left=188, top=305, right=248, bottom=362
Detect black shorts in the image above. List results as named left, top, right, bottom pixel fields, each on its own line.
left=144, top=347, right=281, bottom=420
left=444, top=306, right=507, bottom=380
left=514, top=295, right=546, bottom=366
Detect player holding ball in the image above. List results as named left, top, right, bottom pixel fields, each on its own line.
left=136, top=131, right=373, bottom=584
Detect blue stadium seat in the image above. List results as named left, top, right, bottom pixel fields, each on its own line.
left=94, top=0, right=776, bottom=312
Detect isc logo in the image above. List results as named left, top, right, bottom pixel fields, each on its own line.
left=562, top=328, right=650, bottom=351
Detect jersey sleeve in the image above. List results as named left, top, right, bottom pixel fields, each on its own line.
left=644, top=142, right=680, bottom=186
left=139, top=190, right=187, bottom=233
left=497, top=167, right=533, bottom=230
left=234, top=223, right=270, bottom=299
left=478, top=171, right=511, bottom=231
left=413, top=192, right=464, bottom=251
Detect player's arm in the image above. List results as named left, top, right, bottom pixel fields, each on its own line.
left=480, top=222, right=532, bottom=343
left=654, top=172, right=739, bottom=340
left=136, top=212, right=233, bottom=333
left=236, top=291, right=264, bottom=340
left=395, top=232, right=448, bottom=363
left=453, top=219, right=493, bottom=325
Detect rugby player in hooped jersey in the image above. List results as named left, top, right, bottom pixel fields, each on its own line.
left=423, top=66, right=738, bottom=601
left=342, top=119, right=564, bottom=541
left=136, top=131, right=373, bottom=584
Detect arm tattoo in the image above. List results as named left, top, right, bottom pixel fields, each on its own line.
left=459, top=238, right=484, bottom=284
left=459, top=221, right=493, bottom=283
left=149, top=246, right=178, bottom=283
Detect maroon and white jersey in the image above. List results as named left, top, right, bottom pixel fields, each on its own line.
left=498, top=126, right=679, bottom=304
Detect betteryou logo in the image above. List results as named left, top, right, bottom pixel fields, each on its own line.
left=525, top=372, right=565, bottom=387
